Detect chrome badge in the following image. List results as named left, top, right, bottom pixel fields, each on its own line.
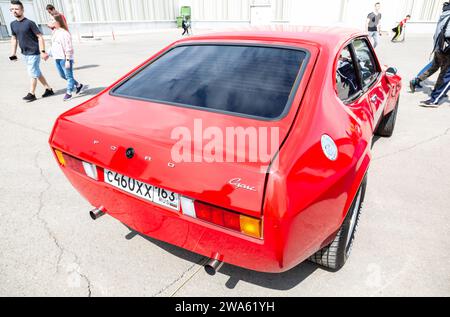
left=321, top=134, right=338, bottom=161
left=229, top=178, right=257, bottom=192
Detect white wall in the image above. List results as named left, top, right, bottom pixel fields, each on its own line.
left=290, top=0, right=343, bottom=26
left=0, top=0, right=444, bottom=36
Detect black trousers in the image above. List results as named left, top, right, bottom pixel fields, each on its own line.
left=392, top=25, right=403, bottom=41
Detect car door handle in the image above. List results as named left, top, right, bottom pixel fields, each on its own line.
left=371, top=95, right=378, bottom=103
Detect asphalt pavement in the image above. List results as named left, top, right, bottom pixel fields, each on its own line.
left=0, top=29, right=449, bottom=297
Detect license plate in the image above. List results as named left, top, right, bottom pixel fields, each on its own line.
left=104, top=169, right=180, bottom=211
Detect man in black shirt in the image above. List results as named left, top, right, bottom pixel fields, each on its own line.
left=366, top=2, right=382, bottom=48
left=9, top=0, right=54, bottom=102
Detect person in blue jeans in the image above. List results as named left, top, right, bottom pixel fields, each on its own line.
left=420, top=66, right=450, bottom=107
left=9, top=0, right=54, bottom=102
left=366, top=3, right=382, bottom=48
left=49, top=14, right=86, bottom=101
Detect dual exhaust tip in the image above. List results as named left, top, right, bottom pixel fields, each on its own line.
left=89, top=206, right=224, bottom=275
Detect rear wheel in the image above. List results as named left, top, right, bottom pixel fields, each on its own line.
left=309, top=176, right=367, bottom=271
left=376, top=98, right=399, bottom=137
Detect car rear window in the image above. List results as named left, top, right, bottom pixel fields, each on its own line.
left=112, top=45, right=307, bottom=119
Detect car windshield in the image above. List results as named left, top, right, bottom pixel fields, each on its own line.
left=112, top=45, right=307, bottom=119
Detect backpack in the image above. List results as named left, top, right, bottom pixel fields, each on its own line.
left=437, top=16, right=450, bottom=54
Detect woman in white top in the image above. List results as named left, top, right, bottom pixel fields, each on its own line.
left=50, top=15, right=85, bottom=101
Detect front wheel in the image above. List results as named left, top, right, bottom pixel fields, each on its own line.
left=309, top=176, right=367, bottom=271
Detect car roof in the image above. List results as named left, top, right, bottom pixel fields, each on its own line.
left=180, top=25, right=365, bottom=50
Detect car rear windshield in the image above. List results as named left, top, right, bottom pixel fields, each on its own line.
left=112, top=45, right=307, bottom=119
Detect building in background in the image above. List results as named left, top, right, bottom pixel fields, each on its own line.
left=0, top=0, right=445, bottom=38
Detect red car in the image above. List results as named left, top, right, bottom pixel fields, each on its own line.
left=49, top=26, right=401, bottom=273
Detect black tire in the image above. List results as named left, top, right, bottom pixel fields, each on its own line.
left=376, top=98, right=399, bottom=137
left=309, top=176, right=367, bottom=271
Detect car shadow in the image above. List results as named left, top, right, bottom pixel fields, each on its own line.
left=125, top=227, right=320, bottom=290
left=217, top=261, right=319, bottom=290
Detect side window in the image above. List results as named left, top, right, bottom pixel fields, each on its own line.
left=352, top=39, right=379, bottom=88
left=336, top=46, right=360, bottom=101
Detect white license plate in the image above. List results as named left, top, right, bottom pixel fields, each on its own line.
left=104, top=169, right=180, bottom=211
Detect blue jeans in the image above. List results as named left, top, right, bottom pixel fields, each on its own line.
left=368, top=31, right=379, bottom=48
left=55, top=59, right=79, bottom=94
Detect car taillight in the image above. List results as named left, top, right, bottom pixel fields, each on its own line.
left=55, top=149, right=66, bottom=166
left=54, top=149, right=98, bottom=180
left=186, top=200, right=262, bottom=239
left=239, top=215, right=262, bottom=239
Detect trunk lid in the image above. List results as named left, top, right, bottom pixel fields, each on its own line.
left=51, top=46, right=317, bottom=217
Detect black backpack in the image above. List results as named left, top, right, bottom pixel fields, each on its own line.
left=437, top=17, right=450, bottom=54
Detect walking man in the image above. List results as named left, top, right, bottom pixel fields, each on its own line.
left=9, top=0, right=54, bottom=102
left=410, top=2, right=450, bottom=93
left=367, top=2, right=382, bottom=48
left=46, top=4, right=68, bottom=31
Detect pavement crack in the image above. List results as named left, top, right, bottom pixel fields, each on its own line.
left=169, top=261, right=208, bottom=297
left=152, top=257, right=208, bottom=297
left=0, top=116, right=48, bottom=135
left=33, top=151, right=65, bottom=273
left=73, top=254, right=93, bottom=297
left=34, top=151, right=93, bottom=296
left=374, top=127, right=450, bottom=161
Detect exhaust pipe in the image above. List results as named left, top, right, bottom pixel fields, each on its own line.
left=205, top=258, right=224, bottom=276
left=90, top=207, right=106, bottom=220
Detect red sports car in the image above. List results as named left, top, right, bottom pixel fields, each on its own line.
left=49, top=26, right=401, bottom=273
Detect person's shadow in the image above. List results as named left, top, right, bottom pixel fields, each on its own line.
left=51, top=86, right=106, bottom=97
left=73, top=64, right=100, bottom=71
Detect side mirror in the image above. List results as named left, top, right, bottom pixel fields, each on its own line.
left=386, top=67, right=398, bottom=76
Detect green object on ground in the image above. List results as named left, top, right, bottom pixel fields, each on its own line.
left=176, top=16, right=183, bottom=28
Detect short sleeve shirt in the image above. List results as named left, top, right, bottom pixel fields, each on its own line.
left=367, top=12, right=382, bottom=32
left=10, top=18, right=41, bottom=56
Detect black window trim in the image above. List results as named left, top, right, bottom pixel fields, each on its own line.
left=110, top=42, right=311, bottom=122
left=351, top=37, right=382, bottom=93
left=336, top=36, right=382, bottom=104
left=336, top=44, right=363, bottom=104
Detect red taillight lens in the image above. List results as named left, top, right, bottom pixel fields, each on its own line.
left=194, top=201, right=260, bottom=238
left=54, top=150, right=98, bottom=180
left=62, top=153, right=85, bottom=175
left=195, top=202, right=214, bottom=222
left=223, top=211, right=241, bottom=231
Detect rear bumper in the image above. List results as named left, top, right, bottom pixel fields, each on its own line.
left=61, top=167, right=294, bottom=273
